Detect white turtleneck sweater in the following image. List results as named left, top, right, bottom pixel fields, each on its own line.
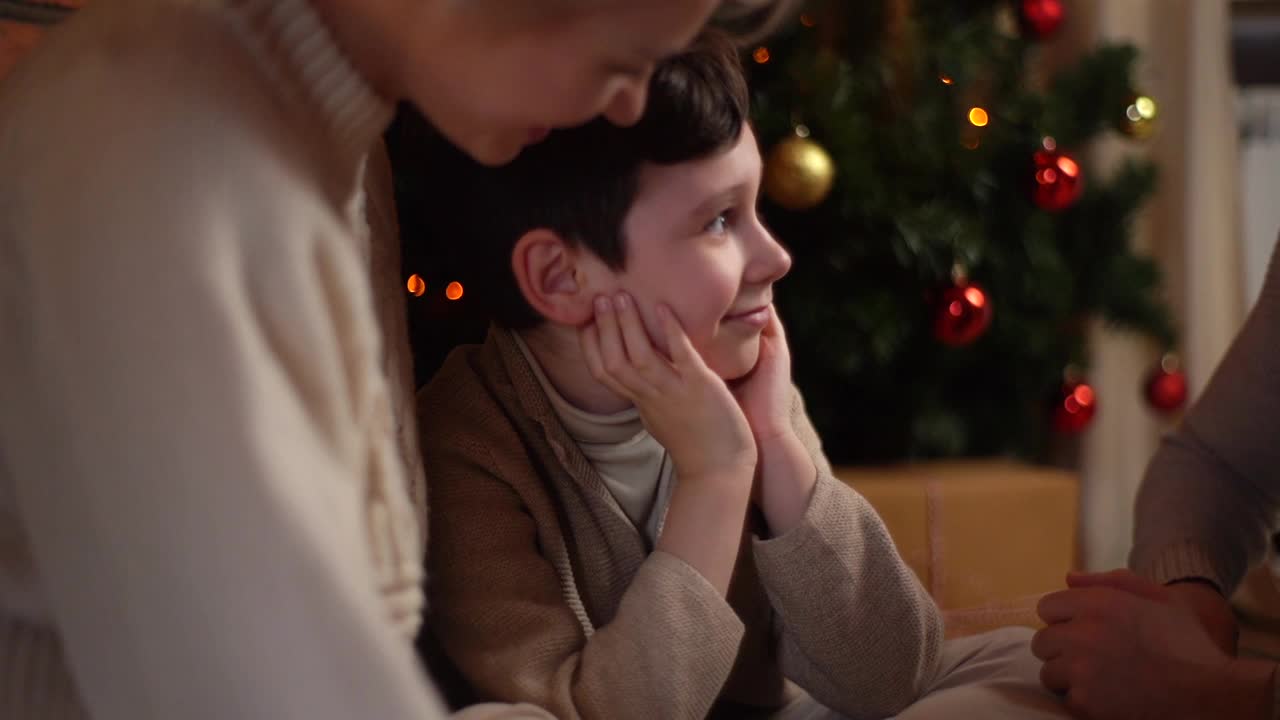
left=0, top=1, right=545, bottom=718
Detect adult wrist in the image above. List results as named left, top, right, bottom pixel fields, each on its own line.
left=1204, top=658, right=1275, bottom=720
left=1165, top=579, right=1239, bottom=655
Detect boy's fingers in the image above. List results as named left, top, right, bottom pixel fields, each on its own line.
left=764, top=304, right=784, bottom=338
left=580, top=323, right=632, bottom=400
left=614, top=292, right=669, bottom=387
left=595, top=295, right=658, bottom=396
left=579, top=324, right=608, bottom=384
left=658, top=304, right=698, bottom=368
left=594, top=295, right=630, bottom=376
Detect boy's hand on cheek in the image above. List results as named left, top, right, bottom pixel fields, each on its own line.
left=730, top=305, right=794, bottom=444
left=731, top=307, right=817, bottom=535
left=582, top=296, right=754, bottom=596
left=579, top=293, right=756, bottom=483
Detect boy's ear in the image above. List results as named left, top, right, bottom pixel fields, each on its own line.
left=512, top=229, right=597, bottom=326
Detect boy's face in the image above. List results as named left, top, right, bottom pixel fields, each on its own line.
left=606, top=125, right=792, bottom=381
left=409, top=0, right=718, bottom=167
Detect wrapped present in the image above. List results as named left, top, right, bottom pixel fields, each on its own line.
left=836, top=459, right=1079, bottom=636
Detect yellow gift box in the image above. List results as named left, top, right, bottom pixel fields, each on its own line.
left=835, top=459, right=1079, bottom=637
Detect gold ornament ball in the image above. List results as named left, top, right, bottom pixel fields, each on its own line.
left=1119, top=92, right=1158, bottom=140
left=763, top=136, right=835, bottom=211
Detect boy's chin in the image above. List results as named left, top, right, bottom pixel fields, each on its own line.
left=710, top=342, right=762, bottom=382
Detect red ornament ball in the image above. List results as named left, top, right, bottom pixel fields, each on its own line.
left=1145, top=359, right=1188, bottom=414
left=1020, top=0, right=1065, bottom=39
left=934, top=282, right=994, bottom=347
left=1053, top=379, right=1098, bottom=434
left=1033, top=146, right=1084, bottom=212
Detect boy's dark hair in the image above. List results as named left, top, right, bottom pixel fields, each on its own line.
left=410, top=29, right=749, bottom=330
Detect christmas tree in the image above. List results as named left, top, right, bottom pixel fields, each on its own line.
left=390, top=0, right=1184, bottom=466
left=748, top=0, right=1181, bottom=464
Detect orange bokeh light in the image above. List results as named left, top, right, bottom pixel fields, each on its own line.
left=968, top=107, right=989, bottom=127
left=406, top=274, right=426, bottom=297
left=445, top=281, right=464, bottom=301
left=963, top=287, right=986, bottom=308
left=752, top=46, right=771, bottom=64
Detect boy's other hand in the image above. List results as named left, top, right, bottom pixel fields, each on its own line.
left=580, top=292, right=756, bottom=482
left=730, top=305, right=794, bottom=444
left=729, top=307, right=817, bottom=533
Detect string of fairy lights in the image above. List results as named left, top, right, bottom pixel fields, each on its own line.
left=406, top=274, right=464, bottom=302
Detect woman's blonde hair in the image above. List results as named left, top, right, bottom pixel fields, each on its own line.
left=713, top=0, right=803, bottom=44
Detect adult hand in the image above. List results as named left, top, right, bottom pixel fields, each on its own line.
left=580, top=292, right=755, bottom=482
left=1164, top=578, right=1238, bottom=655
left=1033, top=569, right=1268, bottom=720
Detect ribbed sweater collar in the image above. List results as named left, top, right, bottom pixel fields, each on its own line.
left=223, top=0, right=394, bottom=167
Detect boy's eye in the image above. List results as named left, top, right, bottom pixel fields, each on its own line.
left=706, top=211, right=731, bottom=234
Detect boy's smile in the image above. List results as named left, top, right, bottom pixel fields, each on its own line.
left=724, top=303, right=773, bottom=329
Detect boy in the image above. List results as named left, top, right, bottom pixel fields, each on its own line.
left=416, top=31, right=1070, bottom=720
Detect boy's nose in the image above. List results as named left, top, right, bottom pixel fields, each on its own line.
left=757, top=233, right=793, bottom=283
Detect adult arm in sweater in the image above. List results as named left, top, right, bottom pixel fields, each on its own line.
left=1130, top=237, right=1280, bottom=596
left=420, top=386, right=745, bottom=720
left=1127, top=239, right=1280, bottom=719
left=364, top=140, right=430, bottom=544
left=750, top=390, right=945, bottom=719
left=0, top=73, right=478, bottom=718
